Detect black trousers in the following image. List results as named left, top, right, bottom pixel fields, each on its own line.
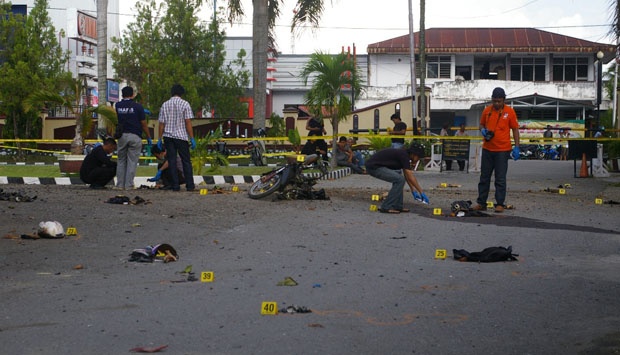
left=81, top=166, right=116, bottom=186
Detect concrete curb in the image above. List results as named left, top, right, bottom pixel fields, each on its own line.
left=0, top=168, right=351, bottom=186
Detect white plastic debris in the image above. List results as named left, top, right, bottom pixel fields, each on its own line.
left=37, top=221, right=65, bottom=238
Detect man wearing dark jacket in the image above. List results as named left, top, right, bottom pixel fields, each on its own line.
left=80, top=137, right=117, bottom=189
left=365, top=144, right=429, bottom=214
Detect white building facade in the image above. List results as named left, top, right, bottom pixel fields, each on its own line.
left=14, top=0, right=120, bottom=104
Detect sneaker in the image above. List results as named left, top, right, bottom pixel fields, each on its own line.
left=494, top=204, right=505, bottom=213
left=471, top=204, right=487, bottom=211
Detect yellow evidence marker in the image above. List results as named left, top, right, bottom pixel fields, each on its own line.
left=201, top=271, right=214, bottom=282
left=435, top=249, right=447, bottom=260
left=261, top=302, right=278, bottom=315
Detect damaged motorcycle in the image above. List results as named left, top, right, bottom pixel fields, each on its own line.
left=248, top=154, right=329, bottom=200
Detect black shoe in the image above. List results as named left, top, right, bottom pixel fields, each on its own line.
left=90, top=184, right=106, bottom=190
left=159, top=185, right=173, bottom=190
left=186, top=187, right=195, bottom=192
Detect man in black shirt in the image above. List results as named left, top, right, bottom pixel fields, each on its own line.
left=365, top=144, right=429, bottom=213
left=389, top=114, right=407, bottom=149
left=80, top=137, right=117, bottom=189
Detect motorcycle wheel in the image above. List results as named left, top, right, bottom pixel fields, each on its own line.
left=251, top=149, right=266, bottom=166
left=248, top=173, right=282, bottom=199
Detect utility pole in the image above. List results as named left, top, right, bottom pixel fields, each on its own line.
left=408, top=0, right=418, bottom=135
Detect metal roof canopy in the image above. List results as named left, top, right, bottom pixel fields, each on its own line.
left=471, top=93, right=593, bottom=120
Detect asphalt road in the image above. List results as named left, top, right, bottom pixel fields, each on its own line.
left=1, top=160, right=619, bottom=355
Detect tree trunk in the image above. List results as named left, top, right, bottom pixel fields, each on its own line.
left=12, top=111, right=24, bottom=159
left=97, top=0, right=108, bottom=128
left=252, top=0, right=268, bottom=135
left=331, top=119, right=339, bottom=168
left=71, top=110, right=83, bottom=154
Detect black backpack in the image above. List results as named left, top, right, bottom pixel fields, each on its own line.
left=453, top=246, right=518, bottom=262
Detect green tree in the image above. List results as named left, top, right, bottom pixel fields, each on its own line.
left=0, top=0, right=67, bottom=155
left=225, top=0, right=329, bottom=135
left=111, top=0, right=249, bottom=122
left=26, top=74, right=117, bottom=154
left=299, top=51, right=361, bottom=166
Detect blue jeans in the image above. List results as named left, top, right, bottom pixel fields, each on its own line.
left=367, top=167, right=405, bottom=210
left=352, top=151, right=365, bottom=168
left=477, top=149, right=510, bottom=206
left=164, top=137, right=195, bottom=191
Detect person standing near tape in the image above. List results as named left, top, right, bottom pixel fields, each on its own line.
left=472, top=87, right=520, bottom=213
left=157, top=84, right=196, bottom=192
left=115, top=86, right=152, bottom=190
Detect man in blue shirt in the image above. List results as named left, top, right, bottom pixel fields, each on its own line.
left=115, top=86, right=152, bottom=190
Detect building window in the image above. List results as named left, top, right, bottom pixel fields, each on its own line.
left=510, top=57, right=546, bottom=81
left=426, top=56, right=451, bottom=79
left=552, top=57, right=588, bottom=81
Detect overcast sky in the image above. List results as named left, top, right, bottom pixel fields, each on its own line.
left=118, top=0, right=616, bottom=55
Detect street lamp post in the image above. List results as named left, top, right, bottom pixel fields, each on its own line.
left=596, top=51, right=604, bottom=136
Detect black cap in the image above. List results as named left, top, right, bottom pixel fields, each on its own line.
left=492, top=87, right=506, bottom=99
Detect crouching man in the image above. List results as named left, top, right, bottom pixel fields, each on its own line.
left=365, top=143, right=429, bottom=214
left=80, top=137, right=117, bottom=189
left=147, top=145, right=185, bottom=190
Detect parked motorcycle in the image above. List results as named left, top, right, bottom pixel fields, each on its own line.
left=248, top=154, right=329, bottom=200
left=536, top=145, right=560, bottom=160
left=247, top=128, right=267, bottom=166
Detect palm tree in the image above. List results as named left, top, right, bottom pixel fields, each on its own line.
left=300, top=51, right=361, bottom=167
left=225, top=0, right=328, bottom=135
left=25, top=75, right=117, bottom=154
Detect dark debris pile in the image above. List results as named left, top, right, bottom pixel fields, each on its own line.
left=0, top=188, right=37, bottom=202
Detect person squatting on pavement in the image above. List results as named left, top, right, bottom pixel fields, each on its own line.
left=365, top=143, right=428, bottom=214
left=80, top=137, right=117, bottom=189
left=157, top=84, right=196, bottom=192
left=147, top=145, right=184, bottom=189
left=473, top=87, right=520, bottom=213
left=114, top=86, right=152, bottom=190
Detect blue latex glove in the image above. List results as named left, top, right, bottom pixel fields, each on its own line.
left=480, top=128, right=489, bottom=137
left=190, top=137, right=196, bottom=150
left=420, top=192, right=430, bottom=204
left=147, top=137, right=152, bottom=146
left=157, top=139, right=163, bottom=150
left=511, top=146, right=520, bottom=161
left=412, top=191, right=422, bottom=201
left=147, top=170, right=162, bottom=182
